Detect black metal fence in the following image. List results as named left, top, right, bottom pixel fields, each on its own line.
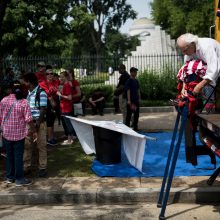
left=0, top=54, right=183, bottom=87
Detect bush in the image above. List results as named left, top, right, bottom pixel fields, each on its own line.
left=138, top=66, right=177, bottom=100
left=79, top=73, right=109, bottom=85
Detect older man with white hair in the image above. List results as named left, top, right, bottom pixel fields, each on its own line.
left=177, top=33, right=220, bottom=96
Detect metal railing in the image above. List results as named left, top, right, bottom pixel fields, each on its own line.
left=0, top=54, right=183, bottom=87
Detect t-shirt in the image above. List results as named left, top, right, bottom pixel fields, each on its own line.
left=125, top=78, right=140, bottom=105
left=72, top=79, right=81, bottom=103
left=35, top=71, right=46, bottom=83
left=59, top=82, right=72, bottom=113
left=117, top=71, right=130, bottom=87
left=117, top=71, right=130, bottom=97
left=27, top=86, right=47, bottom=120
left=91, top=90, right=104, bottom=101
left=39, top=79, right=59, bottom=98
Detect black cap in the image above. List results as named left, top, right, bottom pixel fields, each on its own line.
left=130, top=67, right=138, bottom=72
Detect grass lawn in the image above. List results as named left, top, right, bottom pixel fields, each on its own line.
left=0, top=139, right=96, bottom=179
left=48, top=140, right=95, bottom=177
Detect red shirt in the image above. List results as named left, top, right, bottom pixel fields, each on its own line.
left=0, top=94, right=33, bottom=141
left=59, top=82, right=72, bottom=113
left=39, top=79, right=59, bottom=98
left=72, top=79, right=80, bottom=103
left=35, top=71, right=46, bottom=83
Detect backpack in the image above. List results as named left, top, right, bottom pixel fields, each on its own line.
left=35, top=86, right=45, bottom=107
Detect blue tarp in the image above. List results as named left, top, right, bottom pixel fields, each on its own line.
left=91, top=132, right=219, bottom=177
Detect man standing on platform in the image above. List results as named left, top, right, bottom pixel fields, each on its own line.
left=177, top=33, right=220, bottom=98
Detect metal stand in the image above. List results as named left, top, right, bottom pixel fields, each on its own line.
left=157, top=106, right=188, bottom=220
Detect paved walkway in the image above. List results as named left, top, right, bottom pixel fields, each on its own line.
left=0, top=108, right=220, bottom=206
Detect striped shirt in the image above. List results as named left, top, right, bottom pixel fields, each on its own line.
left=0, top=94, right=33, bottom=141
left=177, top=59, right=207, bottom=82
left=27, top=86, right=47, bottom=120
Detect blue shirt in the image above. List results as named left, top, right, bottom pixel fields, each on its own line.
left=27, top=86, right=47, bottom=120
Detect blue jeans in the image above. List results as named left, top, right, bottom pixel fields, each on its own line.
left=61, top=112, right=76, bottom=136
left=3, top=138, right=25, bottom=181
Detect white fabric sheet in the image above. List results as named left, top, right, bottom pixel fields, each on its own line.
left=66, top=116, right=153, bottom=172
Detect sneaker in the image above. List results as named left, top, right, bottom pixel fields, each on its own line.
left=61, top=140, right=73, bottom=145
left=38, top=169, right=47, bottom=178
left=4, top=178, right=14, bottom=184
left=1, top=153, right=7, bottom=158
left=16, top=179, right=32, bottom=187
left=47, top=139, right=58, bottom=146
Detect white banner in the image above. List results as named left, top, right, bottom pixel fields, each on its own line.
left=66, top=116, right=155, bottom=172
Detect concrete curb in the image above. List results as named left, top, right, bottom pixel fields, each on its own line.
left=1, top=187, right=220, bottom=205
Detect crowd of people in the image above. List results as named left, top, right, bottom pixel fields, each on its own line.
left=0, top=61, right=108, bottom=186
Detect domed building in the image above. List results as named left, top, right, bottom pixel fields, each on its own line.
left=128, top=17, right=176, bottom=55
left=121, top=17, right=179, bottom=73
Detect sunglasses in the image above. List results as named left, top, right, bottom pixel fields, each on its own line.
left=46, top=72, right=53, bottom=75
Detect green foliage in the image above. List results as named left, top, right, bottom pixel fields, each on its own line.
left=105, top=28, right=140, bottom=57
left=79, top=73, right=109, bottom=85
left=0, top=0, right=137, bottom=57
left=138, top=66, right=177, bottom=101
left=151, top=0, right=214, bottom=38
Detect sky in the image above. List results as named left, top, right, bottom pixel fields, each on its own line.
left=120, top=0, right=153, bottom=34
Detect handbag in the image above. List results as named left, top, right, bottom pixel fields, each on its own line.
left=48, top=96, right=57, bottom=109
left=0, top=100, right=17, bottom=148
left=73, top=103, right=83, bottom=116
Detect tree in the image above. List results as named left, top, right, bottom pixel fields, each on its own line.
left=71, top=0, right=137, bottom=57
left=151, top=0, right=214, bottom=39
left=1, top=0, right=73, bottom=56
left=1, top=0, right=138, bottom=58
left=105, top=29, right=139, bottom=57
left=0, top=0, right=11, bottom=49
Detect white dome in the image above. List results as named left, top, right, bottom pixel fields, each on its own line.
left=129, top=17, right=155, bottom=36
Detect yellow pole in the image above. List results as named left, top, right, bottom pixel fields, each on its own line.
left=215, top=0, right=220, bottom=42
left=215, top=0, right=220, bottom=112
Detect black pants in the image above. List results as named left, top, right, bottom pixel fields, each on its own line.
left=113, top=96, right=119, bottom=113
left=125, top=103, right=139, bottom=130
left=90, top=100, right=105, bottom=115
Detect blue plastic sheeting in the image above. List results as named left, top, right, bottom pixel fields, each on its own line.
left=91, top=132, right=219, bottom=177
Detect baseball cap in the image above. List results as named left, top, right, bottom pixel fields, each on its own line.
left=46, top=69, right=53, bottom=74
left=37, top=61, right=46, bottom=67
left=130, top=67, right=138, bottom=72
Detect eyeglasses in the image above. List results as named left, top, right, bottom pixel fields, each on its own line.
left=46, top=72, right=53, bottom=75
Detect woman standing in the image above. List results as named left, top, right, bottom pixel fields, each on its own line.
left=39, top=68, right=59, bottom=146
left=0, top=82, right=37, bottom=186
left=67, top=68, right=81, bottom=116
left=56, top=70, right=75, bottom=145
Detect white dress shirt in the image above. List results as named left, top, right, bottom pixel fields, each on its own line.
left=185, top=38, right=220, bottom=86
